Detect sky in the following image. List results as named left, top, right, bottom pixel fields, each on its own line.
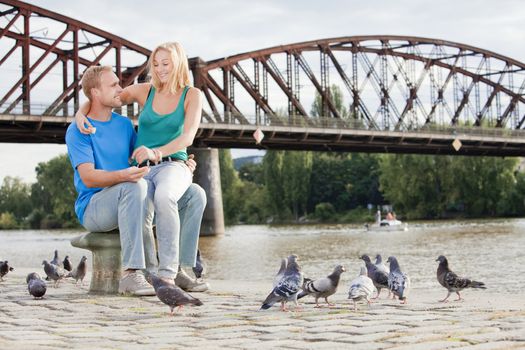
left=1, top=0, right=524, bottom=183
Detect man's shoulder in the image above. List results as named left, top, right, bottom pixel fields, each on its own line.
left=65, top=122, right=87, bottom=141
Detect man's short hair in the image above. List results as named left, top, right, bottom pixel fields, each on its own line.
left=81, top=66, right=113, bottom=100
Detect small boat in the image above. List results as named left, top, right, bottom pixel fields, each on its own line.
left=365, top=219, right=408, bottom=232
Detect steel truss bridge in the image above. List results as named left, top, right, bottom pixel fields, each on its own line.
left=1, top=0, right=525, bottom=156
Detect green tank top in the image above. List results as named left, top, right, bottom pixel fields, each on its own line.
left=134, top=86, right=189, bottom=161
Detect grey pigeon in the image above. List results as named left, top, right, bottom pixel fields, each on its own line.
left=0, top=260, right=14, bottom=281
left=261, top=254, right=304, bottom=311
left=297, top=265, right=345, bottom=307
left=63, top=256, right=73, bottom=272
left=192, top=249, right=205, bottom=279
left=50, top=250, right=62, bottom=268
left=360, top=254, right=389, bottom=298
left=273, top=258, right=287, bottom=288
left=150, top=274, right=203, bottom=315
left=387, top=256, right=411, bottom=304
left=26, top=272, right=47, bottom=299
left=67, top=256, right=88, bottom=286
left=436, top=255, right=486, bottom=302
left=348, top=266, right=376, bottom=311
left=42, top=260, right=65, bottom=287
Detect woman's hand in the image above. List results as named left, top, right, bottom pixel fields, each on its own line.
left=131, top=146, right=158, bottom=165
left=75, top=113, right=96, bottom=134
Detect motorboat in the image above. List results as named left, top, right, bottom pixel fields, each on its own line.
left=365, top=219, right=408, bottom=232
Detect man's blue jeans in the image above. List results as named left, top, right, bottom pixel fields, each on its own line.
left=82, top=180, right=150, bottom=270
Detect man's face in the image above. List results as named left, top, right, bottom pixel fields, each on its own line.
left=93, top=71, right=123, bottom=108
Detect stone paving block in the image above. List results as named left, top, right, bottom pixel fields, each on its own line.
left=453, top=341, right=525, bottom=350
left=459, top=329, right=525, bottom=343
left=389, top=340, right=471, bottom=350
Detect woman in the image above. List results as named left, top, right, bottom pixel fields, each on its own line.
left=75, top=42, right=203, bottom=285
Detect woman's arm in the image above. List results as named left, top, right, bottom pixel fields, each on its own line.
left=74, top=83, right=151, bottom=134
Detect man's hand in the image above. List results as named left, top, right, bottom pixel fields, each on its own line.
left=120, top=166, right=150, bottom=182
left=186, top=154, right=197, bottom=173
left=131, top=146, right=157, bottom=165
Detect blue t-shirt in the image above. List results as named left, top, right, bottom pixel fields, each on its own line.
left=65, top=112, right=137, bottom=224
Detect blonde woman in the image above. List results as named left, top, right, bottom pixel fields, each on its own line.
left=75, top=42, right=205, bottom=289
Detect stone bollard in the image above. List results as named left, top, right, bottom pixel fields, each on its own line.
left=70, top=230, right=121, bottom=294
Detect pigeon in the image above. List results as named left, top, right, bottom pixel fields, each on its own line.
left=42, top=260, right=66, bottom=287
left=50, top=250, right=62, bottom=268
left=273, top=258, right=287, bottom=288
left=261, top=254, right=304, bottom=311
left=386, top=256, right=411, bottom=304
left=63, top=256, right=73, bottom=272
left=26, top=272, right=47, bottom=299
left=436, top=255, right=486, bottom=302
left=0, top=260, right=14, bottom=281
left=150, top=274, right=203, bottom=315
left=348, top=266, right=376, bottom=311
left=375, top=254, right=390, bottom=274
left=297, top=265, right=346, bottom=307
left=67, top=256, right=88, bottom=286
left=360, top=254, right=389, bottom=298
left=192, top=249, right=205, bottom=279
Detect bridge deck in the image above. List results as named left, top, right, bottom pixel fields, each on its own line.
left=1, top=114, right=524, bottom=156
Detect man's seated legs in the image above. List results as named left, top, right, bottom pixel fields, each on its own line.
left=83, top=179, right=155, bottom=296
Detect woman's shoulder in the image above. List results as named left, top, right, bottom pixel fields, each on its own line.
left=185, top=86, right=202, bottom=100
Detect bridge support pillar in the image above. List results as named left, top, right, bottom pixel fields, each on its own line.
left=191, top=147, right=225, bottom=236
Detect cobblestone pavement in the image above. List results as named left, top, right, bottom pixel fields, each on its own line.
left=1, top=268, right=524, bottom=350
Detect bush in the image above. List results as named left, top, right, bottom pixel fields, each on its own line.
left=314, top=202, right=336, bottom=222
left=0, top=212, right=18, bottom=229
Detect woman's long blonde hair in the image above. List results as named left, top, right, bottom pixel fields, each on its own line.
left=148, top=42, right=191, bottom=94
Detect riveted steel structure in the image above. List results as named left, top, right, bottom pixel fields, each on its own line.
left=1, top=0, right=525, bottom=156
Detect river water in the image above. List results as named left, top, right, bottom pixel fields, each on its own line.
left=1, top=219, right=524, bottom=293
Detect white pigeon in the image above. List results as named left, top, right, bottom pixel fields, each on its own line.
left=348, top=266, right=376, bottom=311
left=387, top=256, right=411, bottom=304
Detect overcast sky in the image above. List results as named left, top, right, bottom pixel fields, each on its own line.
left=1, top=0, right=524, bottom=183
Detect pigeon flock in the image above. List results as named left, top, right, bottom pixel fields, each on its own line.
left=260, top=253, right=486, bottom=311
left=0, top=250, right=87, bottom=300
left=1, top=249, right=487, bottom=314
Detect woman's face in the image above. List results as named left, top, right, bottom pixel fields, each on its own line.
left=153, top=49, right=174, bottom=83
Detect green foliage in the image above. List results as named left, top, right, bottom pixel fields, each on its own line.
left=0, top=176, right=32, bottom=222
left=308, top=153, right=383, bottom=212
left=0, top=212, right=18, bottom=229
left=311, top=84, right=349, bottom=118
left=219, top=149, right=244, bottom=225
left=313, top=202, right=336, bottom=222
left=31, top=154, right=77, bottom=227
left=379, top=154, right=521, bottom=219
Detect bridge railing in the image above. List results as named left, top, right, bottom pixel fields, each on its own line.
left=2, top=102, right=525, bottom=139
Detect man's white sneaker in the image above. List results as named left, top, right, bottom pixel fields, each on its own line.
left=118, top=272, right=156, bottom=296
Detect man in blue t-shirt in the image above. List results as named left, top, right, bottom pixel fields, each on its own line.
left=66, top=66, right=208, bottom=295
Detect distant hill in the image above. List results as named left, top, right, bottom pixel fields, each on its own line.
left=233, top=155, right=263, bottom=170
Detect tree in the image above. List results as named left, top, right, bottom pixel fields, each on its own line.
left=311, top=84, right=349, bottom=118
left=0, top=176, right=32, bottom=222
left=281, top=151, right=313, bottom=221
left=219, top=149, right=244, bottom=225
left=31, top=154, right=77, bottom=228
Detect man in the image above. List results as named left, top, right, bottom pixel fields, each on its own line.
left=66, top=65, right=208, bottom=295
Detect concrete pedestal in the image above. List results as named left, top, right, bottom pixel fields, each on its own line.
left=71, top=231, right=121, bottom=294
left=191, top=147, right=225, bottom=236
